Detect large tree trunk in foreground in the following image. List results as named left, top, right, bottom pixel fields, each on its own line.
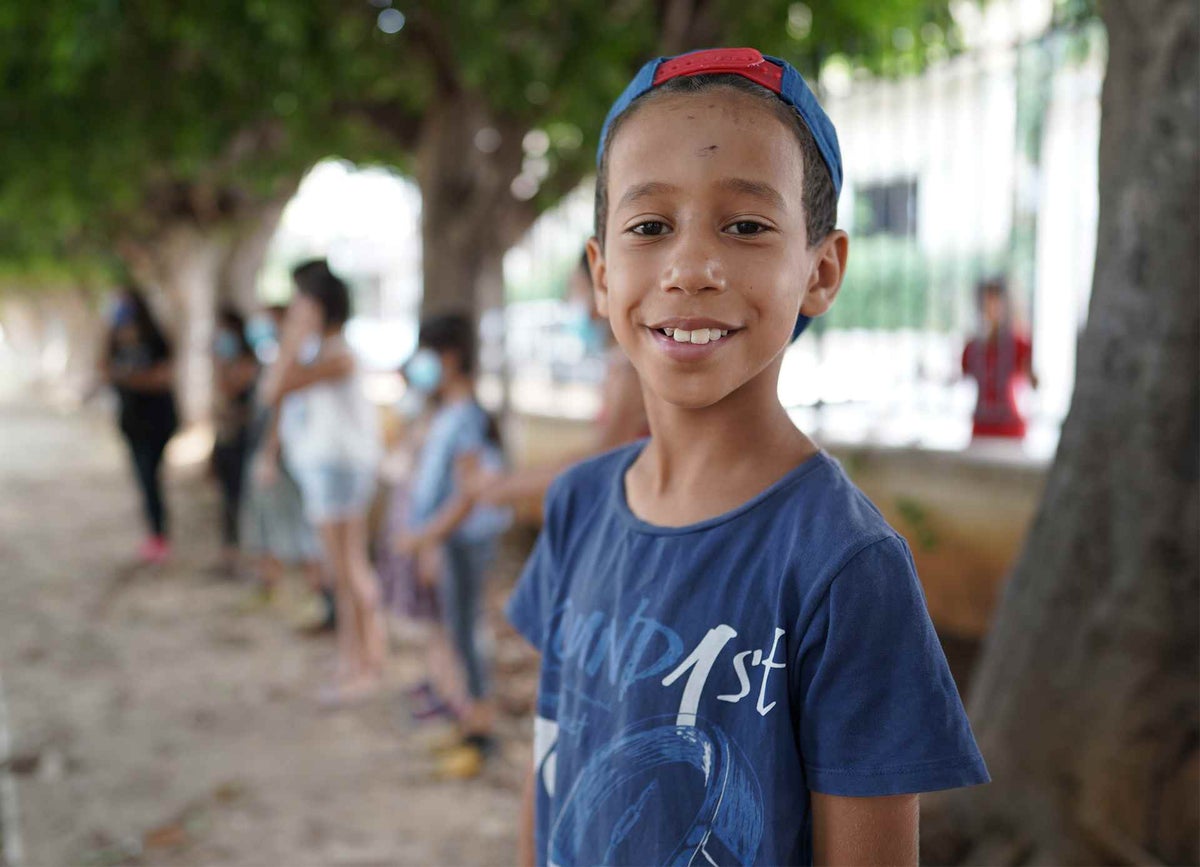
left=922, top=2, right=1199, bottom=864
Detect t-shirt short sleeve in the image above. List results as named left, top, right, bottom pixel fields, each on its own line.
left=506, top=529, right=554, bottom=652
left=796, top=535, right=990, bottom=796
left=450, top=407, right=488, bottom=457
left=505, top=476, right=566, bottom=653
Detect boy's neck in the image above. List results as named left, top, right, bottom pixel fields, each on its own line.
left=440, top=376, right=475, bottom=402
left=628, top=364, right=818, bottom=527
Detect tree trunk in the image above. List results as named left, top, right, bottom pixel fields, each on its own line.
left=0, top=295, right=49, bottom=392
left=48, top=287, right=100, bottom=400
left=217, top=195, right=291, bottom=313
left=922, top=2, right=1199, bottom=864
left=415, top=92, right=530, bottom=319
left=123, top=224, right=229, bottom=426
left=0, top=287, right=98, bottom=401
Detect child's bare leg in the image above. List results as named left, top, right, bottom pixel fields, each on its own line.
left=302, top=558, right=323, bottom=592
left=459, top=698, right=495, bottom=738
left=345, top=515, right=386, bottom=675
left=318, top=522, right=362, bottom=682
left=259, top=553, right=282, bottom=589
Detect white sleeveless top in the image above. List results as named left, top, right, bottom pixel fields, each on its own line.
left=279, top=334, right=381, bottom=471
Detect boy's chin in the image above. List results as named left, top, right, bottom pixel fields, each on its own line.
left=645, top=377, right=741, bottom=412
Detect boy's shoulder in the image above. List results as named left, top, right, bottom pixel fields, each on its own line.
left=544, top=441, right=903, bottom=568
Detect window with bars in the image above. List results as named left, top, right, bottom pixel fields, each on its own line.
left=854, top=179, right=918, bottom=237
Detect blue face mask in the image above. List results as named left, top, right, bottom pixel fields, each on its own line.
left=245, top=315, right=276, bottom=350
left=214, top=330, right=240, bottom=360
left=405, top=348, right=443, bottom=393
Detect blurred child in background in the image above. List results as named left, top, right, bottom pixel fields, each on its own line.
left=240, top=304, right=327, bottom=619
left=263, top=260, right=385, bottom=707
left=962, top=276, right=1038, bottom=440
left=374, top=369, right=435, bottom=621
left=395, top=313, right=511, bottom=777
left=99, top=287, right=179, bottom=564
left=210, top=305, right=259, bottom=577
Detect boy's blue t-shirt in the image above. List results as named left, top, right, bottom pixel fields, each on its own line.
left=506, top=441, right=989, bottom=867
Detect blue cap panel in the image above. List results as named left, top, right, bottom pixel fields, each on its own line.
left=596, top=57, right=665, bottom=163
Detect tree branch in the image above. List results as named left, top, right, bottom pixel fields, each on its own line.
left=334, top=98, right=423, bottom=151
left=407, top=6, right=461, bottom=97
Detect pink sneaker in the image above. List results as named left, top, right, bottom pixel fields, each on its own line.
left=137, top=536, right=171, bottom=565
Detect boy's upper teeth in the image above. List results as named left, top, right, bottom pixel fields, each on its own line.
left=666, top=327, right=728, bottom=343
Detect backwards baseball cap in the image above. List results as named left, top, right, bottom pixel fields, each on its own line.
left=597, top=47, right=843, bottom=341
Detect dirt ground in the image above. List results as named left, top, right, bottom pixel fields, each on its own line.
left=0, top=398, right=982, bottom=867
left=0, top=399, right=539, bottom=867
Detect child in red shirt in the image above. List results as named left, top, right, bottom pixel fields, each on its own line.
left=962, top=277, right=1038, bottom=439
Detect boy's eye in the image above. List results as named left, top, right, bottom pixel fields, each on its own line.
left=727, top=220, right=768, bottom=236
left=630, top=221, right=669, bottom=236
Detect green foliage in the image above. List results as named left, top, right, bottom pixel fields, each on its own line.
left=0, top=0, right=965, bottom=286
left=822, top=235, right=1007, bottom=332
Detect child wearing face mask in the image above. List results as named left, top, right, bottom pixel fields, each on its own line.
left=263, top=260, right=385, bottom=706
left=239, top=304, right=327, bottom=616
left=394, top=313, right=511, bottom=778
left=211, top=305, right=260, bottom=577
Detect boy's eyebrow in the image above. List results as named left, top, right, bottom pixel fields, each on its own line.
left=616, top=181, right=679, bottom=211
left=716, top=177, right=788, bottom=211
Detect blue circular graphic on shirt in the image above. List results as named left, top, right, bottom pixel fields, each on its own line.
left=548, top=715, right=763, bottom=866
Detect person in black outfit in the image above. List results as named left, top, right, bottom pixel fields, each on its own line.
left=100, top=288, right=179, bottom=564
left=211, top=305, right=260, bottom=576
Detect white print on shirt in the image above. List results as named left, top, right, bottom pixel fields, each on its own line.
left=661, top=626, right=787, bottom=725
left=537, top=610, right=789, bottom=866
left=534, top=716, right=559, bottom=796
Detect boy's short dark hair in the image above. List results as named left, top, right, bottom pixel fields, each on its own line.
left=594, top=74, right=837, bottom=250
left=419, top=312, right=478, bottom=377
left=292, top=259, right=351, bottom=327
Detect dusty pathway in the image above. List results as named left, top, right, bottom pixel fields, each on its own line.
left=0, top=400, right=536, bottom=866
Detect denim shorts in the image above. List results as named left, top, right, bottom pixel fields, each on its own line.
left=292, top=462, right=377, bottom=524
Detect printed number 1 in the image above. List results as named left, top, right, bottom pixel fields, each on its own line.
left=661, top=625, right=737, bottom=726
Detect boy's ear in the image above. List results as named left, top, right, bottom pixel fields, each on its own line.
left=799, top=230, right=849, bottom=318
left=586, top=236, right=609, bottom=317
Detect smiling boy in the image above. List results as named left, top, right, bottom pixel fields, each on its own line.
left=507, top=48, right=989, bottom=867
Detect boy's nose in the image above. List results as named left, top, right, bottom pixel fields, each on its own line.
left=660, top=231, right=726, bottom=296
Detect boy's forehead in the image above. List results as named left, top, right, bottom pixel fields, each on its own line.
left=608, top=91, right=806, bottom=207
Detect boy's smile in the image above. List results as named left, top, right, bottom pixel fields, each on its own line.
left=590, top=89, right=843, bottom=411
